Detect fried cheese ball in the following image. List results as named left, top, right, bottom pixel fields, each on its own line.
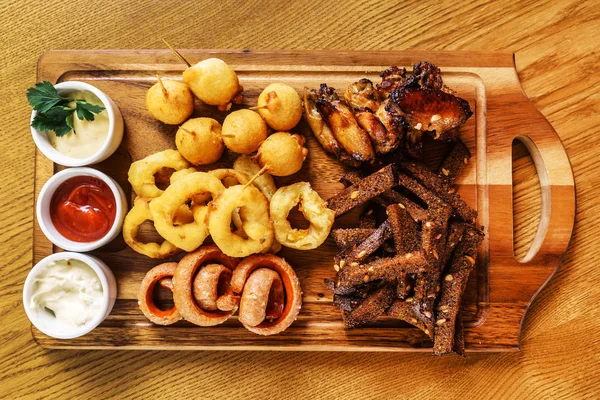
left=257, top=83, right=302, bottom=131
left=146, top=79, right=194, bottom=125
left=254, top=132, right=308, bottom=176
left=222, top=109, right=268, bottom=154
left=182, top=58, right=242, bottom=111
left=176, top=118, right=224, bottom=165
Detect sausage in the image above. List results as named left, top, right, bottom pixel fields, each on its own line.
left=238, top=268, right=284, bottom=327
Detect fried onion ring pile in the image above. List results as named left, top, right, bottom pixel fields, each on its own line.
left=270, top=182, right=335, bottom=250
left=125, top=148, right=330, bottom=258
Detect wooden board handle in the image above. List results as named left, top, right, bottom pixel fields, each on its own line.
left=514, top=134, right=575, bottom=265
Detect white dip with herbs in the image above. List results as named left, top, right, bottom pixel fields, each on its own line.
left=47, top=90, right=109, bottom=158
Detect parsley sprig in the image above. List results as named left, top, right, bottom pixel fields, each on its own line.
left=27, top=81, right=105, bottom=137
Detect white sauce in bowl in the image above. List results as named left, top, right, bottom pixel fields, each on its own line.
left=29, top=258, right=103, bottom=327
left=46, top=90, right=110, bottom=159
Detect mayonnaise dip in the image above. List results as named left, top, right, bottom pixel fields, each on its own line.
left=29, top=258, right=103, bottom=327
left=47, top=90, right=109, bottom=159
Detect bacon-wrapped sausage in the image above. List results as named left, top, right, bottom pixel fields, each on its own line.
left=230, top=254, right=302, bottom=336
left=172, top=245, right=240, bottom=326
left=138, top=262, right=181, bottom=325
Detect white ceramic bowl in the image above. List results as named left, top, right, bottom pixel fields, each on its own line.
left=30, top=81, right=124, bottom=167
left=23, top=252, right=117, bottom=339
left=36, top=167, right=127, bottom=252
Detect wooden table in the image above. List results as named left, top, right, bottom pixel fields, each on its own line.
left=1, top=0, right=597, bottom=398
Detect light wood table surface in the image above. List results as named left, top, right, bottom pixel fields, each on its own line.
left=1, top=0, right=598, bottom=398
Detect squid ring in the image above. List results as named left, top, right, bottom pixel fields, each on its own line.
left=123, top=197, right=180, bottom=258
left=208, top=185, right=274, bottom=257
left=138, top=262, right=181, bottom=325
left=233, top=155, right=277, bottom=201
left=128, top=149, right=190, bottom=199
left=172, top=245, right=240, bottom=326
left=203, top=169, right=250, bottom=229
left=270, top=182, right=335, bottom=250
left=150, top=172, right=225, bottom=252
left=230, top=254, right=302, bottom=336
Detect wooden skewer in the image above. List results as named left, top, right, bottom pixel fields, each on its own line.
left=156, top=75, right=168, bottom=97
left=179, top=126, right=195, bottom=136
left=248, top=105, right=268, bottom=111
left=179, top=126, right=235, bottom=139
left=162, top=38, right=191, bottom=67
left=243, top=165, right=268, bottom=189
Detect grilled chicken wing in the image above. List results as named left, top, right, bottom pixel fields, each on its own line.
left=377, top=66, right=410, bottom=99
left=412, top=61, right=443, bottom=90
left=376, top=99, right=404, bottom=138
left=303, top=87, right=341, bottom=156
left=344, top=79, right=380, bottom=112
left=316, top=85, right=375, bottom=165
left=355, top=108, right=399, bottom=154
left=389, top=87, right=472, bottom=141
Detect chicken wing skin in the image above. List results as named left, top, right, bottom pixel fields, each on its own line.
left=303, top=87, right=341, bottom=156
left=377, top=66, right=410, bottom=99
left=344, top=79, right=381, bottom=112
left=355, top=108, right=399, bottom=154
left=389, top=87, right=472, bottom=141
left=316, top=86, right=375, bottom=165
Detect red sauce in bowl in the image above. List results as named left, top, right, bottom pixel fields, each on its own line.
left=50, top=176, right=117, bottom=242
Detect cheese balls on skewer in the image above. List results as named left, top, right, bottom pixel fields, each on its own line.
left=183, top=58, right=243, bottom=112
left=253, top=132, right=308, bottom=177
left=146, top=77, right=194, bottom=125
left=176, top=118, right=224, bottom=165
left=256, top=83, right=302, bottom=131
left=222, top=109, right=268, bottom=154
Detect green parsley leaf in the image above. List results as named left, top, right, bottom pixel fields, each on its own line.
left=26, top=81, right=106, bottom=137
left=75, top=100, right=104, bottom=121
left=32, top=112, right=72, bottom=137
left=66, top=113, right=75, bottom=134
left=26, top=81, right=69, bottom=113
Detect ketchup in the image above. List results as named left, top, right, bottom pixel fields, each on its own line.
left=50, top=176, right=116, bottom=242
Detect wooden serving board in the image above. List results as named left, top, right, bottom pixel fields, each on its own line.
left=32, top=50, right=575, bottom=351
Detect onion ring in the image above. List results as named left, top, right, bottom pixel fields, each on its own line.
left=233, top=155, right=277, bottom=201
left=170, top=167, right=197, bottom=184
left=230, top=254, right=302, bottom=335
left=138, top=262, right=181, bottom=325
left=197, top=169, right=250, bottom=230
left=123, top=197, right=180, bottom=258
left=232, top=156, right=282, bottom=253
left=208, top=185, right=274, bottom=257
left=170, top=168, right=199, bottom=225
left=128, top=149, right=190, bottom=199
left=172, top=245, right=240, bottom=326
left=270, top=182, right=335, bottom=250
left=150, top=172, right=225, bottom=252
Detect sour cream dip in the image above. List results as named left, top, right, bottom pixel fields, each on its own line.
left=29, top=258, right=104, bottom=328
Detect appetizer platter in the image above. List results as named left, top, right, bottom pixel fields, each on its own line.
left=29, top=49, right=574, bottom=353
